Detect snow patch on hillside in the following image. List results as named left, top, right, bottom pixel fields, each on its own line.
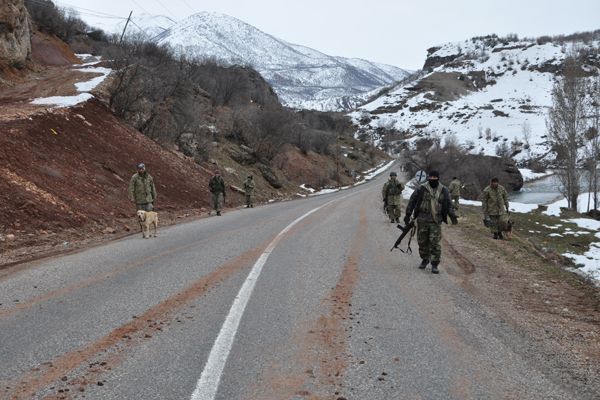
left=543, top=192, right=597, bottom=217
left=31, top=56, right=111, bottom=108
left=352, top=36, right=600, bottom=162
left=31, top=93, right=94, bottom=107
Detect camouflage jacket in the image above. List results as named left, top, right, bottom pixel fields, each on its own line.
left=448, top=179, right=462, bottom=197
left=128, top=172, right=156, bottom=204
left=243, top=178, right=255, bottom=194
left=482, top=185, right=509, bottom=216
left=406, top=182, right=454, bottom=224
left=209, top=176, right=226, bottom=194
left=382, top=179, right=405, bottom=206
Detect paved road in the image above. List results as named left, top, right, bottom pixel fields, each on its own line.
left=0, top=171, right=585, bottom=400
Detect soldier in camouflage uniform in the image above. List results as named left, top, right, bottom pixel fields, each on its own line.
left=209, top=170, right=226, bottom=216
left=482, top=177, right=509, bottom=239
left=128, top=163, right=157, bottom=211
left=243, top=175, right=255, bottom=208
left=404, top=170, right=457, bottom=274
left=382, top=171, right=405, bottom=223
left=448, top=177, right=462, bottom=210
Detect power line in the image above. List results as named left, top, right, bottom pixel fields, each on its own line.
left=53, top=0, right=126, bottom=18
left=26, top=0, right=177, bottom=38
left=129, top=0, right=150, bottom=15
left=26, top=0, right=126, bottom=19
left=151, top=0, right=179, bottom=20
left=180, top=0, right=196, bottom=14
left=128, top=20, right=149, bottom=35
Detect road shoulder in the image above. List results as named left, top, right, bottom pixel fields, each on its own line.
left=443, top=206, right=600, bottom=398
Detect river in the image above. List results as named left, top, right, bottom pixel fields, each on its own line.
left=510, top=171, right=598, bottom=206
left=509, top=174, right=563, bottom=204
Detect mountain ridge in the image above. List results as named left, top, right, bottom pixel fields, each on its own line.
left=154, top=11, right=410, bottom=111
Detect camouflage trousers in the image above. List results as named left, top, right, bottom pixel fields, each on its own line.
left=211, top=192, right=224, bottom=213
left=417, top=221, right=442, bottom=264
left=245, top=193, right=253, bottom=207
left=489, top=214, right=508, bottom=234
left=136, top=202, right=154, bottom=211
left=386, top=204, right=402, bottom=221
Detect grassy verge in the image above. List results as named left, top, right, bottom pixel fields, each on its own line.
left=454, top=203, right=598, bottom=288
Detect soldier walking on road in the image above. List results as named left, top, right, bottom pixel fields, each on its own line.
left=482, top=177, right=509, bottom=239
left=243, top=175, right=255, bottom=208
left=404, top=170, right=457, bottom=274
left=382, top=171, right=405, bottom=223
left=128, top=163, right=157, bottom=211
left=209, top=170, right=226, bottom=216
left=448, top=177, right=462, bottom=211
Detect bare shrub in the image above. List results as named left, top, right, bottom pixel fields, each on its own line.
left=495, top=141, right=511, bottom=159
left=485, top=127, right=492, bottom=141
left=25, top=0, right=88, bottom=42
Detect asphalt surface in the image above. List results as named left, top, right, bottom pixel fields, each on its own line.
left=0, top=170, right=587, bottom=400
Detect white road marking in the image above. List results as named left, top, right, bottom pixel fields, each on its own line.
left=190, top=198, right=343, bottom=400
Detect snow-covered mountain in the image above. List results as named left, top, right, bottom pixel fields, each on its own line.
left=154, top=12, right=410, bottom=111
left=351, top=33, right=600, bottom=163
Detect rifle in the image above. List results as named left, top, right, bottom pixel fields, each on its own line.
left=390, top=219, right=416, bottom=254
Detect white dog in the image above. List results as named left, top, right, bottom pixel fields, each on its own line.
left=137, top=210, right=158, bottom=239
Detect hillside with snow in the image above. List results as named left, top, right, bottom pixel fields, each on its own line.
left=351, top=33, right=600, bottom=163
left=153, top=12, right=410, bottom=111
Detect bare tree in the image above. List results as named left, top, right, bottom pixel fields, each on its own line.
left=584, top=75, right=600, bottom=210
left=485, top=127, right=492, bottom=141
left=243, top=107, right=292, bottom=162
left=546, top=55, right=589, bottom=211
left=521, top=121, right=532, bottom=155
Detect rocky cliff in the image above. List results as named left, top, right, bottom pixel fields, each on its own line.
left=0, top=0, right=32, bottom=66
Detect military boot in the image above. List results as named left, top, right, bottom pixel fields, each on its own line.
left=498, top=232, right=504, bottom=240
left=419, top=259, right=429, bottom=269
left=431, top=263, right=439, bottom=274
left=493, top=233, right=499, bottom=239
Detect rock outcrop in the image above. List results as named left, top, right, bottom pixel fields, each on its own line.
left=0, top=0, right=31, bottom=66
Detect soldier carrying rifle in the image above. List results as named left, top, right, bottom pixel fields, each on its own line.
left=403, top=171, right=457, bottom=274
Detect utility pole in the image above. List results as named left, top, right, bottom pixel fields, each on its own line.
left=119, top=11, right=133, bottom=44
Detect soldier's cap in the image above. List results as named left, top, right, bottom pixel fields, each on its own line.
left=428, top=170, right=440, bottom=179
left=137, top=163, right=145, bottom=170
left=389, top=171, right=397, bottom=177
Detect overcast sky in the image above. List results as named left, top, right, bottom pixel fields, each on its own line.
left=56, top=0, right=599, bottom=70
